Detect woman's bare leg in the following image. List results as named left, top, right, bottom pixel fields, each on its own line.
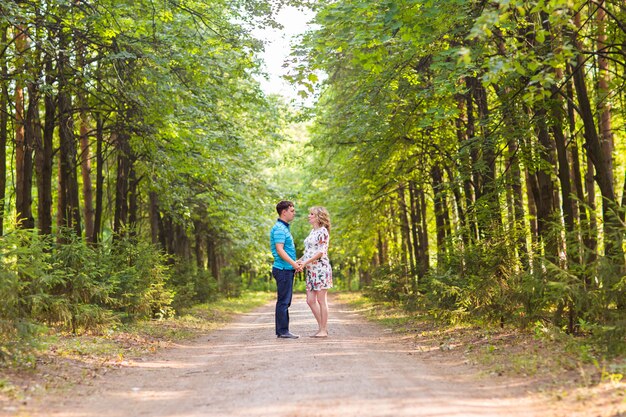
left=315, top=289, right=329, bottom=337
left=306, top=289, right=322, bottom=331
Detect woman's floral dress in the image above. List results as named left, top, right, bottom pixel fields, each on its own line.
left=302, top=226, right=333, bottom=291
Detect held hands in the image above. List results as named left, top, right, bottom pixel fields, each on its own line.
left=295, top=260, right=305, bottom=273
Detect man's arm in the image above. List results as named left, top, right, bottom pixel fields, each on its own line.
left=275, top=243, right=302, bottom=271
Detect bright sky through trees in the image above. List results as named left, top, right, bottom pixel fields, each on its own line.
left=254, top=6, right=313, bottom=100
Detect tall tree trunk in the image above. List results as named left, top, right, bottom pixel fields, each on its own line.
left=194, top=220, right=205, bottom=270
left=206, top=231, right=220, bottom=281
left=397, top=184, right=414, bottom=274
left=532, top=109, right=558, bottom=262
left=79, top=96, right=95, bottom=242
left=571, top=57, right=621, bottom=259
left=377, top=229, right=386, bottom=267
left=0, top=25, right=7, bottom=236
left=93, top=114, right=104, bottom=243
left=596, top=1, right=614, bottom=194
left=162, top=214, right=174, bottom=255
left=549, top=83, right=575, bottom=265
left=419, top=187, right=429, bottom=273
left=57, top=21, right=81, bottom=236
left=445, top=164, right=467, bottom=245
left=465, top=78, right=483, bottom=206
left=566, top=69, right=587, bottom=267
left=75, top=0, right=94, bottom=243
left=149, top=190, right=161, bottom=246
left=58, top=87, right=81, bottom=235
left=469, top=76, right=501, bottom=236
left=455, top=95, right=475, bottom=244
left=585, top=154, right=598, bottom=267
left=36, top=48, right=55, bottom=236
left=128, top=161, right=138, bottom=234
left=408, top=180, right=422, bottom=285
left=431, top=164, right=449, bottom=267
left=113, top=132, right=130, bottom=235
left=621, top=174, right=626, bottom=223
left=14, top=26, right=34, bottom=229
left=571, top=12, right=622, bottom=262
left=507, top=136, right=528, bottom=268
left=24, top=84, right=42, bottom=231
left=525, top=169, right=539, bottom=254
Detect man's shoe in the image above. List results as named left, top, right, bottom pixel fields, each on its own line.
left=277, top=332, right=300, bottom=339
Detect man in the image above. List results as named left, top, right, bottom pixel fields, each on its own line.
left=270, top=200, right=301, bottom=339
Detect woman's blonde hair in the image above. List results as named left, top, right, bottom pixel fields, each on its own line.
left=310, top=206, right=331, bottom=232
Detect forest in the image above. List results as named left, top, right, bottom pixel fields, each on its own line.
left=1, top=0, right=625, bottom=362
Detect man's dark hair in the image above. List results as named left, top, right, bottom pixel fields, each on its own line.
left=276, top=200, right=294, bottom=215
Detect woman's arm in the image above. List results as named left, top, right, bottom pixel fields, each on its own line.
left=301, top=251, right=323, bottom=267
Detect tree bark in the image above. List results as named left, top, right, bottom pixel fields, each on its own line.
left=75, top=0, right=94, bottom=243
left=571, top=54, right=621, bottom=260
left=409, top=180, right=426, bottom=280
left=525, top=169, right=539, bottom=251
left=507, top=136, right=528, bottom=268
left=431, top=164, right=449, bottom=267
left=194, top=220, right=205, bottom=270
left=570, top=11, right=622, bottom=262
left=128, top=161, right=138, bottom=234
left=549, top=84, right=575, bottom=265
left=566, top=69, right=586, bottom=266
left=376, top=229, right=386, bottom=267
left=149, top=190, right=161, bottom=246
left=79, top=94, right=95, bottom=242
left=14, top=26, right=34, bottom=229
left=23, top=84, right=41, bottom=231
left=35, top=46, right=55, bottom=236
left=596, top=2, right=614, bottom=193
left=465, top=78, right=482, bottom=205
left=0, top=25, right=8, bottom=236
left=206, top=231, right=220, bottom=281
left=468, top=76, right=501, bottom=236
left=455, top=95, right=476, bottom=244
left=532, top=109, right=558, bottom=261
left=93, top=114, right=104, bottom=243
left=114, top=132, right=130, bottom=235
left=57, top=20, right=81, bottom=236
left=397, top=183, right=414, bottom=274
left=419, top=187, right=429, bottom=273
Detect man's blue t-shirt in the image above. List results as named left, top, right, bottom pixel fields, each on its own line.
left=270, top=219, right=296, bottom=270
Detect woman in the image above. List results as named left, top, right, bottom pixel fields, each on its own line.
left=297, top=206, right=333, bottom=338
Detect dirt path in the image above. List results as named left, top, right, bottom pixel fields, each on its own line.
left=21, top=294, right=549, bottom=417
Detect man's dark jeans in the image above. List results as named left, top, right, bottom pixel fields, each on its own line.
left=272, top=267, right=295, bottom=336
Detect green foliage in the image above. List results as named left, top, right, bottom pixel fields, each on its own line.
left=289, top=0, right=626, bottom=357
left=168, top=262, right=220, bottom=312
left=219, top=266, right=244, bottom=298
left=105, top=237, right=175, bottom=321
left=364, top=264, right=414, bottom=302
left=0, top=228, right=177, bottom=363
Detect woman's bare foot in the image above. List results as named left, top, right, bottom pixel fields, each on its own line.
left=312, top=331, right=328, bottom=338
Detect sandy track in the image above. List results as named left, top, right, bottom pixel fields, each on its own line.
left=24, top=294, right=547, bottom=417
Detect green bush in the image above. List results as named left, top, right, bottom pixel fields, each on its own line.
left=220, top=266, right=243, bottom=298
left=105, top=236, right=174, bottom=320
left=364, top=264, right=413, bottom=302
left=0, top=228, right=177, bottom=364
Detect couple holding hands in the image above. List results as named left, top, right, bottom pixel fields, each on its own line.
left=270, top=200, right=333, bottom=339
